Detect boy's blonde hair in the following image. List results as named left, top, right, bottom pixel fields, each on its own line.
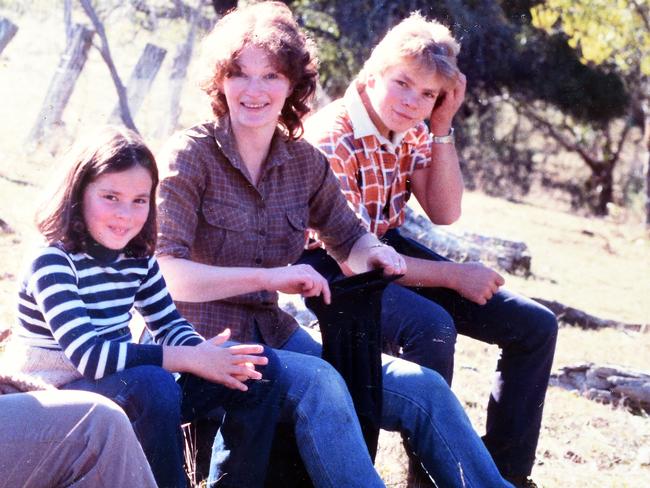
left=358, top=12, right=460, bottom=85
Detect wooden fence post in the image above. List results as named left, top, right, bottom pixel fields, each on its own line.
left=158, top=18, right=197, bottom=138
left=0, top=17, right=18, bottom=55
left=26, top=23, right=94, bottom=147
left=109, top=43, right=166, bottom=123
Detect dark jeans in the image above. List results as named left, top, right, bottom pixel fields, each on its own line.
left=63, top=346, right=283, bottom=488
left=299, top=228, right=558, bottom=478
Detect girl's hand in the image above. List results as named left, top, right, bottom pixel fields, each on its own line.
left=366, top=244, right=407, bottom=276
left=261, top=264, right=331, bottom=304
left=429, top=72, right=466, bottom=135
left=191, top=329, right=268, bottom=391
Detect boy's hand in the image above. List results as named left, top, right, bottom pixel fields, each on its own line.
left=429, top=72, right=466, bottom=134
left=366, top=244, right=407, bottom=277
left=450, top=262, right=505, bottom=305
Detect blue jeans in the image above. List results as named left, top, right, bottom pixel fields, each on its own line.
left=299, top=228, right=558, bottom=478
left=283, top=328, right=513, bottom=487
left=269, top=348, right=385, bottom=488
left=199, top=345, right=385, bottom=487
left=63, top=345, right=284, bottom=488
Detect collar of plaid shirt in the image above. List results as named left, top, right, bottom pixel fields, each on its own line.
left=344, top=81, right=424, bottom=154
left=306, top=81, right=432, bottom=237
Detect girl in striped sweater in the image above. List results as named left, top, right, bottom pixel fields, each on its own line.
left=14, top=126, right=395, bottom=488
left=12, top=126, right=284, bottom=487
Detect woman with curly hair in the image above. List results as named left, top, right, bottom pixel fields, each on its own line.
left=157, top=2, right=512, bottom=487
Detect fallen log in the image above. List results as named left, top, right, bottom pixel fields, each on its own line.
left=533, top=297, right=647, bottom=333
left=401, top=206, right=532, bottom=275
left=551, top=363, right=650, bottom=415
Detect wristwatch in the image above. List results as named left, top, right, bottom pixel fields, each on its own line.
left=431, top=127, right=455, bottom=144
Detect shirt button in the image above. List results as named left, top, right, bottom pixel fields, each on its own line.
left=255, top=257, right=262, bottom=264
left=259, top=228, right=266, bottom=236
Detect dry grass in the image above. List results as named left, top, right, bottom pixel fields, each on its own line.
left=1, top=4, right=649, bottom=488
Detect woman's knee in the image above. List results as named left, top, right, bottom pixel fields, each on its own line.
left=281, top=350, right=348, bottom=397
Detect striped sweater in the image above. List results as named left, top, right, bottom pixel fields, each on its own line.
left=16, top=244, right=204, bottom=380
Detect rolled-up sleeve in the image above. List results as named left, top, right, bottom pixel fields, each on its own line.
left=307, top=149, right=367, bottom=263
left=156, top=132, right=207, bottom=260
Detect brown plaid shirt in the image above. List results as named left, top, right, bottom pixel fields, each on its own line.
left=304, top=81, right=433, bottom=237
left=156, top=118, right=366, bottom=347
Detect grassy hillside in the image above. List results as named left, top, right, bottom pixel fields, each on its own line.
left=1, top=4, right=649, bottom=487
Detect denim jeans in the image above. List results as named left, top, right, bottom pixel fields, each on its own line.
left=63, top=345, right=284, bottom=488
left=282, top=328, right=513, bottom=488
left=299, top=228, right=558, bottom=478
left=269, top=348, right=385, bottom=488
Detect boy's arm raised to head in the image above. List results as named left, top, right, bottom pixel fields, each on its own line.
left=410, top=72, right=467, bottom=225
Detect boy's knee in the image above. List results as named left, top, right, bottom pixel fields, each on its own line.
left=530, top=304, right=559, bottom=345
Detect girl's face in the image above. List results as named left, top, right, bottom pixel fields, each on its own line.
left=222, top=45, right=292, bottom=136
left=82, top=165, right=153, bottom=250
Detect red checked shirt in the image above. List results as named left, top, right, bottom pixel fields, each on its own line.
left=304, top=81, right=433, bottom=238
left=156, top=118, right=366, bottom=347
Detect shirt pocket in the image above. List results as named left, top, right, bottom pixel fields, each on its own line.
left=198, top=203, right=250, bottom=263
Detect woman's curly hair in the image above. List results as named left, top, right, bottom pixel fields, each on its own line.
left=198, top=1, right=318, bottom=140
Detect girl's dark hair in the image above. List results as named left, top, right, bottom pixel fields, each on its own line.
left=198, top=1, right=318, bottom=140
left=36, top=126, right=159, bottom=257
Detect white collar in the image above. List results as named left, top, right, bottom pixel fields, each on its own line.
left=344, top=81, right=407, bottom=148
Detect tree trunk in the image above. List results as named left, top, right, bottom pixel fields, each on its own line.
left=593, top=166, right=614, bottom=216
left=0, top=16, right=18, bottom=55
left=641, top=102, right=650, bottom=227
left=158, top=18, right=197, bottom=138
left=109, top=43, right=167, bottom=124
left=26, top=23, right=94, bottom=147
left=63, top=0, right=73, bottom=45
left=401, top=206, right=532, bottom=275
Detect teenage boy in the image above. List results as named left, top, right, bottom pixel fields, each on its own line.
left=300, top=13, right=557, bottom=488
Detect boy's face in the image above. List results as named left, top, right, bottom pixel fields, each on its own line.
left=364, top=59, right=446, bottom=137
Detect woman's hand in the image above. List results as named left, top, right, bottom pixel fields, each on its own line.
left=429, top=72, right=466, bottom=135
left=345, top=233, right=406, bottom=276
left=261, top=264, right=331, bottom=304
left=187, top=329, right=269, bottom=391
left=366, top=244, right=407, bottom=276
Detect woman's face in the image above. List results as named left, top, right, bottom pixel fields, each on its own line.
left=82, top=165, right=153, bottom=250
left=222, top=45, right=292, bottom=136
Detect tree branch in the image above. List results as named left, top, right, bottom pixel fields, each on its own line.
left=79, top=0, right=137, bottom=132
left=610, top=120, right=634, bottom=165
left=633, top=0, right=650, bottom=32
left=519, top=102, right=599, bottom=170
